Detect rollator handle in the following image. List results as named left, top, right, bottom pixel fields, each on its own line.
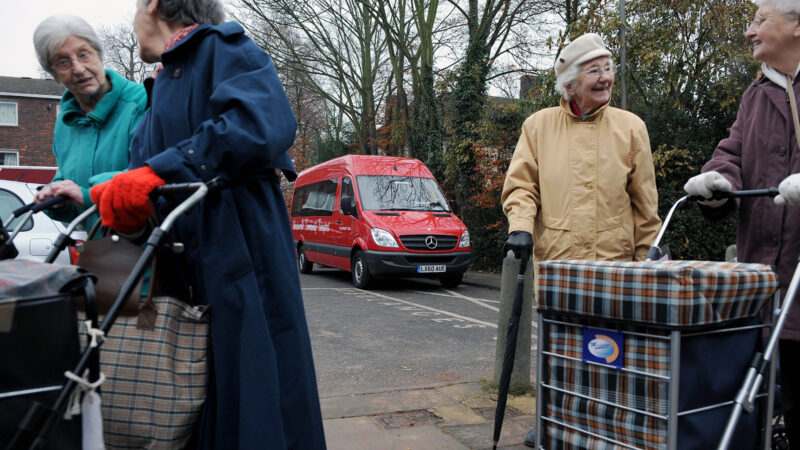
left=12, top=195, right=68, bottom=217
left=648, top=188, right=780, bottom=261
left=686, top=187, right=779, bottom=203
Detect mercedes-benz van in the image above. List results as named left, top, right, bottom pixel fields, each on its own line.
left=290, top=155, right=471, bottom=288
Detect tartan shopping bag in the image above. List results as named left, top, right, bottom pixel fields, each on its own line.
left=536, top=260, right=779, bottom=450
left=81, top=296, right=209, bottom=449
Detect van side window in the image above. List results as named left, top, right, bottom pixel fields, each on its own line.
left=340, top=177, right=354, bottom=213
left=292, top=178, right=338, bottom=217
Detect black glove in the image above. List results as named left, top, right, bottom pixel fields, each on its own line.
left=504, top=230, right=533, bottom=260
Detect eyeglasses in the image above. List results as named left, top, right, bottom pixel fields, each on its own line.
left=583, top=65, right=613, bottom=79
left=51, top=48, right=97, bottom=72
left=750, top=13, right=777, bottom=28
left=750, top=12, right=799, bottom=28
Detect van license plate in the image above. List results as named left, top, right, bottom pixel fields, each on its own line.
left=418, top=265, right=446, bottom=273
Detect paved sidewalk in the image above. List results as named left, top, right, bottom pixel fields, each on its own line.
left=460, top=270, right=503, bottom=291
left=322, top=381, right=534, bottom=449
left=322, top=270, right=535, bottom=449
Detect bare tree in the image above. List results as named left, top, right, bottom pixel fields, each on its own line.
left=362, top=0, right=446, bottom=175
left=443, top=0, right=552, bottom=208
left=98, top=20, right=157, bottom=82
left=232, top=0, right=389, bottom=156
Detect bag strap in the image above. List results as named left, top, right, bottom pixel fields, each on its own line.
left=135, top=215, right=162, bottom=330
left=135, top=254, right=159, bottom=330
left=785, top=74, right=800, bottom=150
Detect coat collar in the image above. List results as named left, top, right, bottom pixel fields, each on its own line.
left=753, top=67, right=799, bottom=123
left=560, top=97, right=608, bottom=122
left=60, top=69, right=124, bottom=127
left=161, top=22, right=244, bottom=65
left=760, top=62, right=800, bottom=89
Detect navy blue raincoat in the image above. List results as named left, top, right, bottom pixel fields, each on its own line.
left=129, top=23, right=325, bottom=449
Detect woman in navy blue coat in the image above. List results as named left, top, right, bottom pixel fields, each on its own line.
left=90, top=0, right=326, bottom=448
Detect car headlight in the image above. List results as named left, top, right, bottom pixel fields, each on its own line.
left=458, top=230, right=470, bottom=248
left=371, top=228, right=399, bottom=248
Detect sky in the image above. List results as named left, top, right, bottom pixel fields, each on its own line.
left=0, top=0, right=136, bottom=78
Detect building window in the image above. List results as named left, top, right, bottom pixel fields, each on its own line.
left=0, top=102, right=18, bottom=126
left=0, top=150, right=19, bottom=166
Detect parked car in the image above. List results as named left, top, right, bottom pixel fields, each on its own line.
left=290, top=155, right=471, bottom=288
left=0, top=180, right=84, bottom=265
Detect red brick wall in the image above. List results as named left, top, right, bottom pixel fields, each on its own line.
left=0, top=95, right=59, bottom=166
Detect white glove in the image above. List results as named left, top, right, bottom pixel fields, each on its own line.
left=683, top=171, right=732, bottom=207
left=775, top=173, right=800, bottom=206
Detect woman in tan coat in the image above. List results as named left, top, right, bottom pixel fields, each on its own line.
left=502, top=32, right=661, bottom=448
left=502, top=33, right=660, bottom=266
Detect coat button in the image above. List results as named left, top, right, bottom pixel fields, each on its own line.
left=174, top=68, right=182, bottom=78
left=585, top=182, right=594, bottom=190
left=590, top=125, right=596, bottom=130
left=191, top=236, right=199, bottom=248
left=778, top=146, right=787, bottom=155
left=200, top=165, right=207, bottom=171
left=188, top=149, right=194, bottom=155
left=585, top=243, right=593, bottom=250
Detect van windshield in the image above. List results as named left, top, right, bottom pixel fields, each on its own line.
left=356, top=175, right=450, bottom=212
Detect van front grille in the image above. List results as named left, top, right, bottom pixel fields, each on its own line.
left=400, top=235, right=458, bottom=251
left=405, top=256, right=455, bottom=264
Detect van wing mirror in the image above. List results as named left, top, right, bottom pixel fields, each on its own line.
left=447, top=195, right=459, bottom=215
left=341, top=195, right=357, bottom=216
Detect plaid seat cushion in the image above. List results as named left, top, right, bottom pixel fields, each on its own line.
left=537, top=260, right=778, bottom=327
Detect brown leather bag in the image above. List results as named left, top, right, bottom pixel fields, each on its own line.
left=77, top=234, right=143, bottom=316
left=75, top=220, right=157, bottom=320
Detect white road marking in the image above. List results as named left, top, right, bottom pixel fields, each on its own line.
left=314, top=287, right=498, bottom=328
left=440, top=288, right=499, bottom=312
left=408, top=289, right=500, bottom=305
left=303, top=286, right=539, bottom=329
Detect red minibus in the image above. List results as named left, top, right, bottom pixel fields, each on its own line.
left=290, top=155, right=471, bottom=288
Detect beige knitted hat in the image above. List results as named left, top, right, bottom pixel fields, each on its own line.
left=554, top=33, right=612, bottom=76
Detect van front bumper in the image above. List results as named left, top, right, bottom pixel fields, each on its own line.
left=363, top=250, right=471, bottom=277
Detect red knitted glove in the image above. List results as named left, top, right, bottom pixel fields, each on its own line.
left=89, top=166, right=166, bottom=233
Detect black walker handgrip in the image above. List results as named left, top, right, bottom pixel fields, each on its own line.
left=30, top=195, right=69, bottom=214
left=687, top=187, right=780, bottom=203
left=12, top=195, right=69, bottom=217
left=152, top=182, right=203, bottom=196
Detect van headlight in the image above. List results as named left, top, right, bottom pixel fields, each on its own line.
left=371, top=228, right=399, bottom=248
left=458, top=230, right=470, bottom=248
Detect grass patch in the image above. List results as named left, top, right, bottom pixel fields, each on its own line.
left=480, top=378, right=535, bottom=396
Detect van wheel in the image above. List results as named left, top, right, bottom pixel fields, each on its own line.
left=439, top=273, right=463, bottom=288
left=297, top=247, right=313, bottom=274
left=351, top=250, right=372, bottom=289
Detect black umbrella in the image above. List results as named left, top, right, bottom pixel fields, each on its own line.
left=492, top=247, right=530, bottom=450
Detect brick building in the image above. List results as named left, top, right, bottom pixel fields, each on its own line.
left=0, top=76, right=65, bottom=182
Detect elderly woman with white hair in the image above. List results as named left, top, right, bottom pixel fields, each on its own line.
left=684, top=0, right=800, bottom=444
left=502, top=33, right=661, bottom=446
left=502, top=33, right=661, bottom=266
left=31, top=15, right=146, bottom=229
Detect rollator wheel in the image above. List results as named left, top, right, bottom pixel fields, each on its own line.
left=771, top=415, right=790, bottom=450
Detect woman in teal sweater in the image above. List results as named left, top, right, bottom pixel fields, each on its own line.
left=32, top=15, right=146, bottom=230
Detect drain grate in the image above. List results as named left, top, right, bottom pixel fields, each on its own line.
left=372, top=409, right=443, bottom=429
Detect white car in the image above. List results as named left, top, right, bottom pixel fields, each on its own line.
left=0, top=180, right=86, bottom=265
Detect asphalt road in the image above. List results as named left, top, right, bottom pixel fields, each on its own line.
left=300, top=267, right=512, bottom=398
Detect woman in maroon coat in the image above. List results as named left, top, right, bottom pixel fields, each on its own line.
left=684, top=0, right=800, bottom=445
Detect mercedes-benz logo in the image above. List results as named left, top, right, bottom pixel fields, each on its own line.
left=425, top=236, right=438, bottom=249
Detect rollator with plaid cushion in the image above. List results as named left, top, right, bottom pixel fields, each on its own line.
left=533, top=191, right=785, bottom=450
